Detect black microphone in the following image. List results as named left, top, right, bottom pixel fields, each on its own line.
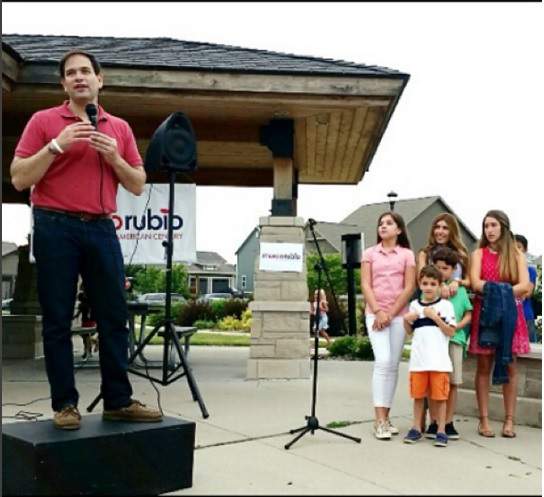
left=85, top=103, right=98, bottom=129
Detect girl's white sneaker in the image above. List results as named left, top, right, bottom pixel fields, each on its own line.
left=386, top=418, right=399, bottom=435
left=374, top=420, right=392, bottom=440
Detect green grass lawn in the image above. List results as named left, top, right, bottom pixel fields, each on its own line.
left=148, top=331, right=251, bottom=347
left=143, top=329, right=329, bottom=348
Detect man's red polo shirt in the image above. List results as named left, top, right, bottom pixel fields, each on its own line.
left=15, top=101, right=143, bottom=214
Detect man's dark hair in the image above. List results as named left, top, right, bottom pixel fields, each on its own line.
left=432, top=246, right=459, bottom=268
left=419, top=264, right=442, bottom=283
left=514, top=234, right=528, bottom=252
left=59, top=50, right=101, bottom=78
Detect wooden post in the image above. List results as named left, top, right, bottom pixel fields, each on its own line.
left=273, top=156, right=294, bottom=200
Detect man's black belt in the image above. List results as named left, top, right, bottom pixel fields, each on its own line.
left=35, top=206, right=111, bottom=222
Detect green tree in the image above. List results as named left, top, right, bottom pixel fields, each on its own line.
left=159, top=263, right=190, bottom=298
left=133, top=265, right=163, bottom=294
left=125, top=264, right=146, bottom=279
left=306, top=252, right=361, bottom=296
left=132, top=263, right=190, bottom=297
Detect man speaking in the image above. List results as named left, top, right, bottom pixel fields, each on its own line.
left=10, top=49, right=162, bottom=429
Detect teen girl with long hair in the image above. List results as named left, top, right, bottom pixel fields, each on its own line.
left=417, top=213, right=471, bottom=298
left=469, top=210, right=530, bottom=438
left=361, top=211, right=416, bottom=440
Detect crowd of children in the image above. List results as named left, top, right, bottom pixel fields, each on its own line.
left=359, top=209, right=537, bottom=447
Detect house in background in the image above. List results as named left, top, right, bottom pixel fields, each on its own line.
left=235, top=196, right=478, bottom=294
left=341, top=195, right=478, bottom=254
left=186, top=251, right=236, bottom=296
left=235, top=228, right=259, bottom=296
left=2, top=242, right=19, bottom=299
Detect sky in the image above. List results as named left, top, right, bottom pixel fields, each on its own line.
left=2, top=2, right=543, bottom=264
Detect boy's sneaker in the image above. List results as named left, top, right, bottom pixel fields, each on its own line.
left=445, top=421, right=460, bottom=440
left=53, top=405, right=81, bottom=430
left=373, top=420, right=391, bottom=440
left=424, top=420, right=438, bottom=439
left=434, top=432, right=448, bottom=447
left=385, top=418, right=399, bottom=435
left=403, top=428, right=422, bottom=444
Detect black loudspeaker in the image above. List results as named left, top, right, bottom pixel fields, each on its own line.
left=341, top=233, right=362, bottom=269
left=144, top=112, right=197, bottom=173
left=2, top=414, right=195, bottom=496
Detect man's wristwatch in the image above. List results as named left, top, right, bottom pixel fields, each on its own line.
left=47, top=138, right=64, bottom=156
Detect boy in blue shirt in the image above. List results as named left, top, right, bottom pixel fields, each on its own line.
left=515, top=235, right=538, bottom=343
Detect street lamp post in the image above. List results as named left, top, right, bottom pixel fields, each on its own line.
left=341, top=233, right=362, bottom=336
left=387, top=191, right=398, bottom=211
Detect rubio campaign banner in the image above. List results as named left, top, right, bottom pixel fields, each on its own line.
left=114, top=184, right=196, bottom=264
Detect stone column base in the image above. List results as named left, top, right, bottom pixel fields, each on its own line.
left=456, top=389, right=541, bottom=428
left=2, top=315, right=43, bottom=359
left=246, top=358, right=310, bottom=380
left=456, top=345, right=541, bottom=428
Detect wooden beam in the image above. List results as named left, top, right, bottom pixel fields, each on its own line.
left=294, top=118, right=306, bottom=172
left=331, top=110, right=354, bottom=180
left=314, top=114, right=329, bottom=177
left=305, top=116, right=318, bottom=179
left=147, top=167, right=272, bottom=187
left=1, top=50, right=20, bottom=82
left=18, top=63, right=406, bottom=97
left=134, top=139, right=272, bottom=168
left=3, top=76, right=13, bottom=92
left=323, top=111, right=342, bottom=180
left=351, top=107, right=387, bottom=182
left=273, top=157, right=294, bottom=199
left=341, top=107, right=369, bottom=182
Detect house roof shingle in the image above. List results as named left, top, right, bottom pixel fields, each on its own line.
left=341, top=196, right=440, bottom=228
left=186, top=251, right=235, bottom=275
left=310, top=222, right=361, bottom=253
left=2, top=34, right=409, bottom=78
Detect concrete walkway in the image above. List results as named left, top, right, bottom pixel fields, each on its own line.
left=2, top=346, right=542, bottom=495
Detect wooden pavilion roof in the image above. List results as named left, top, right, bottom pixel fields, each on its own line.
left=2, top=34, right=409, bottom=203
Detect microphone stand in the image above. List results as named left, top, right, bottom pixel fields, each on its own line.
left=284, top=221, right=361, bottom=450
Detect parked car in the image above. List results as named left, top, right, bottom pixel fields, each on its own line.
left=2, top=298, right=13, bottom=310
left=198, top=292, right=234, bottom=303
left=137, top=293, right=187, bottom=306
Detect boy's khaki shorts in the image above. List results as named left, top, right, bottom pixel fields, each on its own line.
left=449, top=342, right=464, bottom=386
left=410, top=371, right=450, bottom=401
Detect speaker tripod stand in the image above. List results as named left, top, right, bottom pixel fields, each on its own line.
left=87, top=167, right=208, bottom=418
left=284, top=239, right=361, bottom=449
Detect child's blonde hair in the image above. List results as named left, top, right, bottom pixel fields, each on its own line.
left=314, top=288, right=327, bottom=300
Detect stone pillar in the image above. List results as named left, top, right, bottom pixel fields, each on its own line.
left=2, top=315, right=43, bottom=359
left=246, top=216, right=310, bottom=380
left=10, top=244, right=41, bottom=315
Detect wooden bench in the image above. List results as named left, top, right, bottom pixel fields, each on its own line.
left=159, top=326, right=198, bottom=356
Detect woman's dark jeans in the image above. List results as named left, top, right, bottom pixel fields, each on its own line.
left=33, top=208, right=132, bottom=411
